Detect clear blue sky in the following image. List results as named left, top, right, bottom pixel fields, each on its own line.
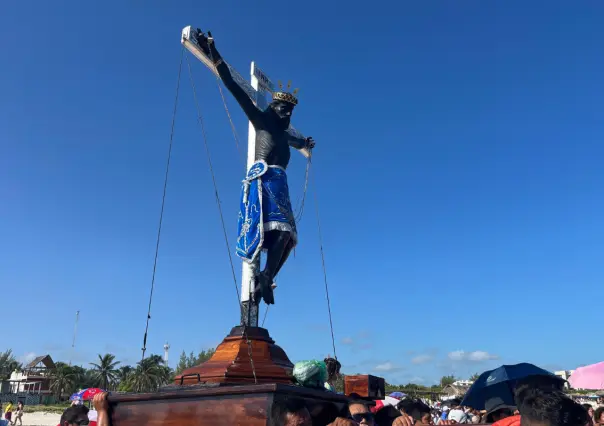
left=2, top=0, right=603, bottom=385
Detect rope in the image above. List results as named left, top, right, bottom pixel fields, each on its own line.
left=311, top=163, right=338, bottom=360
left=186, top=55, right=241, bottom=304
left=185, top=54, right=257, bottom=384
left=141, top=47, right=184, bottom=361
left=261, top=305, right=269, bottom=327
left=294, top=154, right=312, bottom=223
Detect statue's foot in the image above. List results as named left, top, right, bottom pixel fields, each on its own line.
left=254, top=272, right=275, bottom=305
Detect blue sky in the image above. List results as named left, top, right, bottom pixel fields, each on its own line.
left=2, top=1, right=603, bottom=385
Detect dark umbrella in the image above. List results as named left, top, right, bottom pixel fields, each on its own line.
left=460, top=363, right=563, bottom=410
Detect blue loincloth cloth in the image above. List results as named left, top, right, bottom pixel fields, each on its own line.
left=236, top=161, right=298, bottom=263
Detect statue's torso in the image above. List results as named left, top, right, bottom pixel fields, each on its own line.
left=254, top=122, right=291, bottom=169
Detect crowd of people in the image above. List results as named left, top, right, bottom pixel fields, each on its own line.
left=50, top=374, right=600, bottom=426
left=4, top=358, right=601, bottom=426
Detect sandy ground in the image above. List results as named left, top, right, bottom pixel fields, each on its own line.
left=10, top=412, right=61, bottom=426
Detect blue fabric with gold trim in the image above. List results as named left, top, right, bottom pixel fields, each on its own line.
left=236, top=161, right=298, bottom=263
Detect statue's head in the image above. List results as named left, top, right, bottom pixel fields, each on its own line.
left=268, top=83, right=299, bottom=129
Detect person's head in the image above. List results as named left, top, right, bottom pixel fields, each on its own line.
left=487, top=408, right=515, bottom=423
left=17, top=402, right=23, bottom=409
left=349, top=402, right=376, bottom=426
left=397, top=399, right=432, bottom=425
left=60, top=405, right=90, bottom=426
left=518, top=388, right=589, bottom=426
left=270, top=398, right=312, bottom=426
left=594, top=407, right=604, bottom=424
left=324, top=357, right=342, bottom=383
left=581, top=404, right=593, bottom=419
left=269, top=88, right=297, bottom=128
left=485, top=396, right=516, bottom=423
left=449, top=398, right=462, bottom=409
left=514, top=375, right=565, bottom=407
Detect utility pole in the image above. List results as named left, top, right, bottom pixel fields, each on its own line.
left=69, top=310, right=80, bottom=366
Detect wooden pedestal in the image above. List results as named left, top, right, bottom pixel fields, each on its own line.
left=174, top=326, right=294, bottom=385
left=344, top=375, right=386, bottom=399
left=107, top=383, right=352, bottom=426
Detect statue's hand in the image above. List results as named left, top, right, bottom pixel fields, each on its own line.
left=305, top=137, right=316, bottom=149
left=194, top=29, right=217, bottom=59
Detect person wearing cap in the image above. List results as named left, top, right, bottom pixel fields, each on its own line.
left=447, top=399, right=468, bottom=424
left=484, top=396, right=515, bottom=424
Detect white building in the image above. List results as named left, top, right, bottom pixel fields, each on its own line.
left=554, top=370, right=574, bottom=388
left=452, top=380, right=474, bottom=387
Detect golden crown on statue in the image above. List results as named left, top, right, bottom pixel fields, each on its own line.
left=272, top=80, right=299, bottom=106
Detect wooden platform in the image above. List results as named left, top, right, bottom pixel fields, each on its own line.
left=174, top=326, right=294, bottom=385
left=107, top=383, right=352, bottom=426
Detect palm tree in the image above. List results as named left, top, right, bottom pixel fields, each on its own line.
left=89, top=354, right=120, bottom=390
left=50, top=363, right=76, bottom=400
left=127, top=355, right=171, bottom=393
left=70, top=365, right=95, bottom=391
left=0, top=350, right=22, bottom=380
left=116, top=365, right=133, bottom=384
left=470, top=372, right=481, bottom=381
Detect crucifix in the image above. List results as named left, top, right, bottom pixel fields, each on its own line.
left=181, top=26, right=315, bottom=327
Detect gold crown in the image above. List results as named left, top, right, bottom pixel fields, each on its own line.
left=273, top=80, right=299, bottom=105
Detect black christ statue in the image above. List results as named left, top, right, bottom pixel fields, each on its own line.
left=194, top=31, right=315, bottom=306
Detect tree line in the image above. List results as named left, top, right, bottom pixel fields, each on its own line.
left=2, top=349, right=489, bottom=398
left=0, top=348, right=215, bottom=399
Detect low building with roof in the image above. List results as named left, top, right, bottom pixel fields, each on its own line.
left=8, top=354, right=56, bottom=396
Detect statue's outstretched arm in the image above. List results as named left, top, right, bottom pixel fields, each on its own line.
left=195, top=30, right=262, bottom=125
left=287, top=133, right=306, bottom=149
left=288, top=134, right=315, bottom=150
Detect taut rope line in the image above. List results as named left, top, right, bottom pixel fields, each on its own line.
left=141, top=47, right=185, bottom=361
left=311, top=163, right=338, bottom=360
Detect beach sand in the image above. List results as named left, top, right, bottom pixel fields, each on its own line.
left=14, top=411, right=60, bottom=426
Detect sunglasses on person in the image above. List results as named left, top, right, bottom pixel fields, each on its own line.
left=350, top=412, right=375, bottom=423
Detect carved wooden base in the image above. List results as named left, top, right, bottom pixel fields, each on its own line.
left=174, top=326, right=294, bottom=385
left=108, top=383, right=352, bottom=426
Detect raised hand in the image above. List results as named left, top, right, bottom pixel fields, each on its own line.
left=93, top=392, right=109, bottom=412
left=392, top=414, right=415, bottom=426
left=305, top=136, right=316, bottom=149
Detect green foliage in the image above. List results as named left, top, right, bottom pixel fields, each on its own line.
left=50, top=362, right=77, bottom=399
left=174, top=348, right=216, bottom=375
left=23, top=404, right=70, bottom=414
left=125, top=354, right=171, bottom=393
left=89, top=353, right=120, bottom=390
left=0, top=349, right=22, bottom=380
left=440, top=375, right=457, bottom=387
left=469, top=372, right=481, bottom=381
left=3, top=346, right=214, bottom=401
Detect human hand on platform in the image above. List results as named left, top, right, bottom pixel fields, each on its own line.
left=305, top=137, right=315, bottom=149
left=392, top=414, right=415, bottom=426
left=327, top=418, right=357, bottom=426
left=93, top=392, right=109, bottom=413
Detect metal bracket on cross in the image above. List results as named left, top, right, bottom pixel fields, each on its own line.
left=181, top=26, right=311, bottom=160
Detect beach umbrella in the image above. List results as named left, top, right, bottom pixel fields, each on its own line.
left=460, top=363, right=562, bottom=409
left=568, top=362, right=604, bottom=390
left=71, top=388, right=105, bottom=401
